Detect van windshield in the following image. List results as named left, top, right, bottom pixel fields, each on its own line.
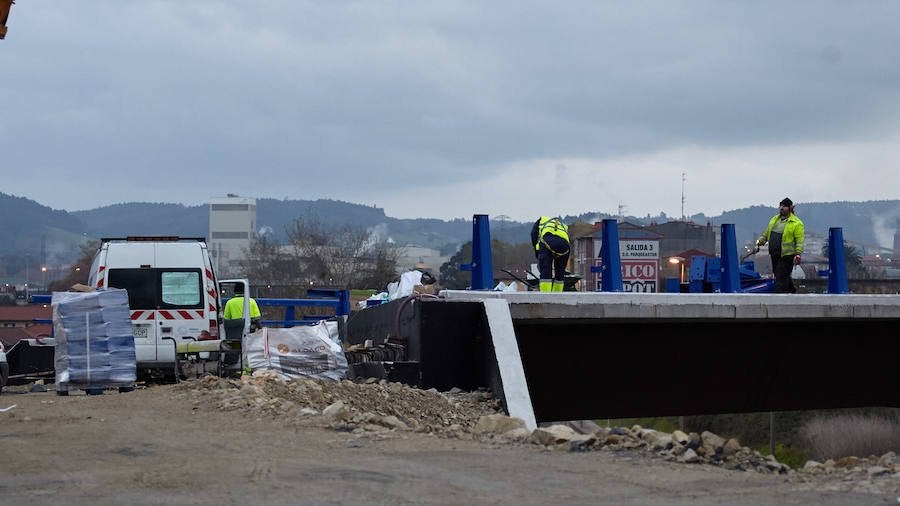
left=108, top=268, right=203, bottom=310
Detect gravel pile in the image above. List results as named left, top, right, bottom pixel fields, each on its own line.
left=172, top=374, right=898, bottom=495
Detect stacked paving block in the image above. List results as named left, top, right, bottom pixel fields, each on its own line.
left=52, top=289, right=136, bottom=393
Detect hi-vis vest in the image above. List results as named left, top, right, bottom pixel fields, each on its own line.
left=535, top=216, right=570, bottom=251
left=759, top=213, right=805, bottom=257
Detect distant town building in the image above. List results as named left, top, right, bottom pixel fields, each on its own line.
left=572, top=221, right=662, bottom=292
left=396, top=245, right=449, bottom=275
left=209, top=194, right=256, bottom=276
left=644, top=221, right=716, bottom=260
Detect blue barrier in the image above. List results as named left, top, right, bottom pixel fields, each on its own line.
left=720, top=224, right=741, bottom=293
left=228, top=288, right=350, bottom=327
left=460, top=214, right=494, bottom=290
left=599, top=219, right=623, bottom=292
left=827, top=227, right=849, bottom=294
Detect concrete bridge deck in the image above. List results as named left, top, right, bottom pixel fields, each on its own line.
left=440, top=290, right=900, bottom=319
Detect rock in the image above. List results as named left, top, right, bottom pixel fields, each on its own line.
left=527, top=425, right=580, bottom=446
left=670, top=443, right=687, bottom=456
left=835, top=456, right=859, bottom=468
left=700, top=431, right=726, bottom=455
left=687, top=432, right=701, bottom=449
left=765, top=459, right=789, bottom=474
left=866, top=466, right=890, bottom=477
left=672, top=430, right=690, bottom=446
left=640, top=431, right=673, bottom=451
left=501, top=428, right=531, bottom=442
left=569, top=438, right=596, bottom=452
left=877, top=451, right=896, bottom=468
left=474, top=414, right=526, bottom=435
left=377, top=415, right=409, bottom=431
left=30, top=384, right=48, bottom=393
left=298, top=407, right=319, bottom=417
left=680, top=448, right=700, bottom=463
left=322, top=401, right=351, bottom=422
left=804, top=460, right=822, bottom=470
left=604, top=434, right=624, bottom=445
left=592, top=427, right=610, bottom=439
left=565, top=419, right=601, bottom=435
left=609, top=427, right=629, bottom=436
left=722, top=438, right=742, bottom=456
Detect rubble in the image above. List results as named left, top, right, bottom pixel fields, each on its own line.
left=173, top=374, right=899, bottom=494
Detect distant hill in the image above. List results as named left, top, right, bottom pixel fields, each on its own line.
left=74, top=202, right=208, bottom=238
left=1, top=193, right=897, bottom=275
left=0, top=192, right=88, bottom=264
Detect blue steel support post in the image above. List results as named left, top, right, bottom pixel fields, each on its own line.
left=720, top=224, right=740, bottom=293
left=828, top=227, right=849, bottom=294
left=600, top=219, right=623, bottom=292
left=459, top=214, right=494, bottom=290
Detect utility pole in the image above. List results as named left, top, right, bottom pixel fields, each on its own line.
left=681, top=172, right=687, bottom=221
left=617, top=204, right=626, bottom=222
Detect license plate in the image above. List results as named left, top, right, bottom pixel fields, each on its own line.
left=132, top=326, right=149, bottom=339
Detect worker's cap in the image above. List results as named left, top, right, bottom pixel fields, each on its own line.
left=779, top=198, right=793, bottom=207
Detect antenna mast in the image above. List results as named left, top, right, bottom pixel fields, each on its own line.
left=681, top=172, right=687, bottom=221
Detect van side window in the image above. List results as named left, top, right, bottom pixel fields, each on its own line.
left=108, top=269, right=156, bottom=309
left=161, top=271, right=201, bottom=306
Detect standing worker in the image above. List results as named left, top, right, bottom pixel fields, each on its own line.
left=756, top=198, right=805, bottom=293
left=531, top=216, right=570, bottom=292
left=223, top=283, right=262, bottom=331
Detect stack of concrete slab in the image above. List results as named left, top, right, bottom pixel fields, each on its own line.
left=52, top=289, right=136, bottom=391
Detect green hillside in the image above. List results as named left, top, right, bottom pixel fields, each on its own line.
left=2, top=193, right=897, bottom=281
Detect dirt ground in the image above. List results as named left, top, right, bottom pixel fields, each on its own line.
left=1, top=381, right=897, bottom=506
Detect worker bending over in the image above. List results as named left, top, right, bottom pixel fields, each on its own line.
left=531, top=216, right=570, bottom=292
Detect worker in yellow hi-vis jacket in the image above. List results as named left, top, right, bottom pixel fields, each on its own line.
left=531, top=216, right=570, bottom=292
left=757, top=197, right=805, bottom=293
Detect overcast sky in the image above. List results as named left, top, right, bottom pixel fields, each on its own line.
left=2, top=1, right=899, bottom=222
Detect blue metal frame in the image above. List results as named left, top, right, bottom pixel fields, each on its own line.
left=600, top=219, right=623, bottom=292
left=33, top=290, right=351, bottom=330
left=827, top=227, right=849, bottom=294
left=719, top=224, right=741, bottom=293
left=459, top=214, right=494, bottom=290
left=229, top=288, right=350, bottom=327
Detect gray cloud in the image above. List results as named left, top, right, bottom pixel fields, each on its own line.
left=2, top=1, right=899, bottom=217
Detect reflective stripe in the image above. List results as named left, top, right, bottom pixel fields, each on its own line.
left=96, top=266, right=106, bottom=289
left=130, top=310, right=155, bottom=321
left=157, top=310, right=203, bottom=320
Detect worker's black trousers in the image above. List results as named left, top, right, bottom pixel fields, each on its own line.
left=771, top=254, right=797, bottom=293
left=537, top=235, right=570, bottom=281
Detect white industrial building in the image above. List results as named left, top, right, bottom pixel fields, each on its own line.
left=209, top=194, right=256, bottom=276
left=396, top=245, right=449, bottom=274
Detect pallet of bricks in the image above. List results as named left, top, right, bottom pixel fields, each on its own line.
left=52, top=288, right=137, bottom=395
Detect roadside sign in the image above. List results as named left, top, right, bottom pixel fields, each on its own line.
left=621, top=240, right=659, bottom=292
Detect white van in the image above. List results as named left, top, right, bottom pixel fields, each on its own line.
left=88, top=237, right=223, bottom=379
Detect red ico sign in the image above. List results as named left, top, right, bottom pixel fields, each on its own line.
left=621, top=260, right=657, bottom=281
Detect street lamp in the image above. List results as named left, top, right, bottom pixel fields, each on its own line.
left=668, top=256, right=686, bottom=284
left=41, top=266, right=47, bottom=290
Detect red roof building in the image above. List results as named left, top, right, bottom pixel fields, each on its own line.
left=0, top=304, right=52, bottom=348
